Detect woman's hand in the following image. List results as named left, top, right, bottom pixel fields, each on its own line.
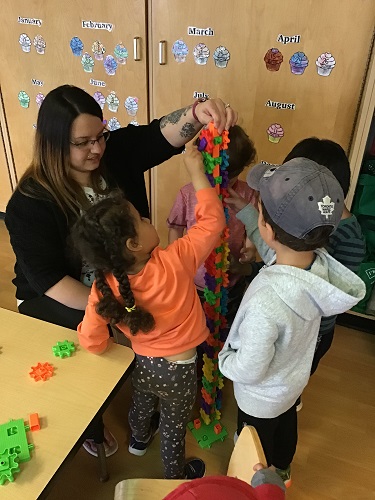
left=160, top=99, right=238, bottom=147
left=194, top=98, right=238, bottom=133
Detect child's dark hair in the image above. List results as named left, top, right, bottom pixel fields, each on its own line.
left=260, top=200, right=332, bottom=251
left=283, top=138, right=350, bottom=197
left=194, top=125, right=256, bottom=178
left=227, top=125, right=257, bottom=178
left=72, top=192, right=155, bottom=335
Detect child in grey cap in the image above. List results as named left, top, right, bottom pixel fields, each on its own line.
left=218, top=158, right=365, bottom=487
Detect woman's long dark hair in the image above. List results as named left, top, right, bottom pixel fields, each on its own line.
left=72, top=193, right=155, bottom=335
left=18, top=85, right=108, bottom=218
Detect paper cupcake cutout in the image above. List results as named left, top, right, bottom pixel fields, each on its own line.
left=33, top=35, right=46, bottom=55
left=267, top=123, right=284, bottom=143
left=264, top=48, right=283, bottom=71
left=70, top=36, right=84, bottom=56
left=193, top=43, right=210, bottom=65
left=172, top=40, right=189, bottom=63
left=93, top=91, right=105, bottom=110
left=106, top=91, right=120, bottom=112
left=18, top=91, right=30, bottom=109
left=289, top=52, right=309, bottom=75
left=19, top=33, right=31, bottom=53
left=108, top=117, right=121, bottom=131
left=129, top=119, right=139, bottom=126
left=104, top=55, right=118, bottom=76
left=92, top=40, right=105, bottom=60
left=316, top=52, right=336, bottom=77
left=35, top=93, right=45, bottom=108
left=213, top=46, right=230, bottom=68
left=124, top=96, right=139, bottom=116
left=114, top=43, right=128, bottom=64
left=81, top=52, right=94, bottom=73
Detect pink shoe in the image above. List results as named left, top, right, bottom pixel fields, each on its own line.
left=83, top=428, right=118, bottom=457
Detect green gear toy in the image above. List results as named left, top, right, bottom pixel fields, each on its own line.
left=0, top=449, right=20, bottom=485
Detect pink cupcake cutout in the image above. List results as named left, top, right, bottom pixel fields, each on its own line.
left=93, top=91, right=105, bottom=110
left=35, top=93, right=45, bottom=108
left=316, top=52, right=336, bottom=76
left=267, top=124, right=284, bottom=143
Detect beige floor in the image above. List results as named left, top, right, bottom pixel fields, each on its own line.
left=1, top=219, right=375, bottom=499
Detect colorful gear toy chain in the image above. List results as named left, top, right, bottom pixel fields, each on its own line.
left=189, top=123, right=230, bottom=446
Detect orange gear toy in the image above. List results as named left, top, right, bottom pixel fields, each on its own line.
left=29, top=362, right=54, bottom=381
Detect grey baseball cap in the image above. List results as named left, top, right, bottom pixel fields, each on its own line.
left=246, top=157, right=344, bottom=239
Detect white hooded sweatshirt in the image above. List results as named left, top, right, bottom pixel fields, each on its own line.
left=218, top=248, right=365, bottom=418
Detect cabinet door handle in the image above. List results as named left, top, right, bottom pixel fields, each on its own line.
left=159, top=40, right=167, bottom=65
left=133, top=37, right=141, bottom=61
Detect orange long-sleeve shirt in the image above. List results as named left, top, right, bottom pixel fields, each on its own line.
left=78, top=188, right=226, bottom=357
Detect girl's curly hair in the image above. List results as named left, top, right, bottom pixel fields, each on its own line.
left=72, top=192, right=155, bottom=335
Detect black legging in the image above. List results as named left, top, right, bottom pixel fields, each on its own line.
left=237, top=404, right=297, bottom=470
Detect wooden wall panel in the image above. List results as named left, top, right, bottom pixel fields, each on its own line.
left=149, top=0, right=375, bottom=245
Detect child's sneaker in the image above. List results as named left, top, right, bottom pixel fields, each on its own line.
left=275, top=465, right=292, bottom=488
left=184, top=458, right=206, bottom=479
left=128, top=411, right=160, bottom=456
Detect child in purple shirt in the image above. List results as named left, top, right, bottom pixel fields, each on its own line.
left=167, top=125, right=257, bottom=328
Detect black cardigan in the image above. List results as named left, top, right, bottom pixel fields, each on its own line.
left=5, top=120, right=183, bottom=300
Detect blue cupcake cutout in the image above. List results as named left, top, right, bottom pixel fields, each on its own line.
left=70, top=37, right=84, bottom=57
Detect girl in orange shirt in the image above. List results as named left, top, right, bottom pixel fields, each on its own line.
left=74, top=145, right=225, bottom=479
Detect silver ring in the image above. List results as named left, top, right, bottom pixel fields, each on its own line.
left=225, top=103, right=230, bottom=108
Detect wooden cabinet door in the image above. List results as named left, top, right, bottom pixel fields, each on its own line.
left=1, top=0, right=148, bottom=179
left=149, top=0, right=375, bottom=245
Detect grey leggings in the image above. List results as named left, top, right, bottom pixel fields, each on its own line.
left=128, top=354, right=197, bottom=479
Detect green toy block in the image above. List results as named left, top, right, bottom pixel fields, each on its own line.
left=0, top=450, right=20, bottom=485
left=52, top=340, right=76, bottom=358
left=201, top=377, right=215, bottom=393
left=213, top=136, right=223, bottom=145
left=188, top=419, right=227, bottom=449
left=0, top=419, right=34, bottom=463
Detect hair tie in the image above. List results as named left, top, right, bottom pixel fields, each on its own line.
left=125, top=304, right=136, bottom=313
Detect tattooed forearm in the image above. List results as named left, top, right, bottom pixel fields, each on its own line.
left=160, top=105, right=192, bottom=128
left=179, top=122, right=196, bottom=139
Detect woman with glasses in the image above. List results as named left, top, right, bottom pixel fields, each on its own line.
left=5, top=84, right=236, bottom=456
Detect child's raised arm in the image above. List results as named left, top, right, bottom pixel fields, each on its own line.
left=183, top=144, right=212, bottom=192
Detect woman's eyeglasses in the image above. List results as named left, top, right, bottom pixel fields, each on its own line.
left=70, top=129, right=110, bottom=149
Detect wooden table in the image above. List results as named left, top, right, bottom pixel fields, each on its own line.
left=0, top=308, right=134, bottom=499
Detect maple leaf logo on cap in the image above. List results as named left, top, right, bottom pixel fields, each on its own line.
left=317, top=195, right=335, bottom=219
